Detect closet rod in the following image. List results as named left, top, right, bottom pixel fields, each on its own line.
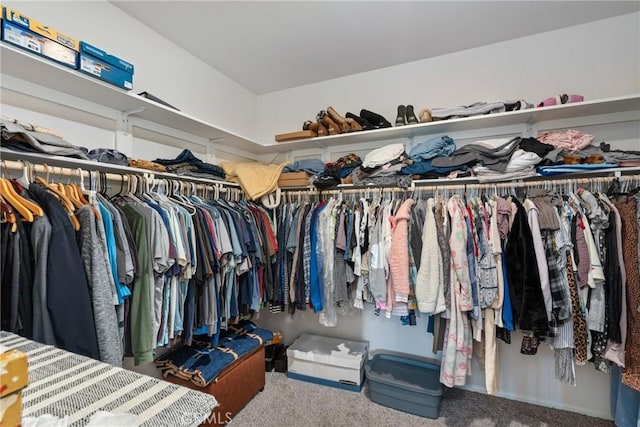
left=0, top=148, right=239, bottom=188
left=311, top=174, right=640, bottom=197
left=0, top=159, right=239, bottom=196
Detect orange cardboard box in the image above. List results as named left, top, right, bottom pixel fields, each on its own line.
left=0, top=347, right=28, bottom=397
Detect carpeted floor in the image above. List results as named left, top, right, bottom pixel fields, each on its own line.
left=231, top=372, right=614, bottom=426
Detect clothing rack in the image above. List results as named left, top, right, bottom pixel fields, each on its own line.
left=292, top=173, right=640, bottom=198
left=0, top=155, right=245, bottom=201
left=0, top=148, right=240, bottom=187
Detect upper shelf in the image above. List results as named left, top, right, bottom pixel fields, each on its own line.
left=1, top=42, right=639, bottom=155
left=278, top=94, right=640, bottom=149
left=0, top=42, right=265, bottom=153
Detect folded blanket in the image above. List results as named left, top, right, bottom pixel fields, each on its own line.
left=222, top=161, right=288, bottom=200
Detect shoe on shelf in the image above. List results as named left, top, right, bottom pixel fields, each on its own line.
left=303, top=120, right=313, bottom=130
left=419, top=108, right=433, bottom=123
left=317, top=122, right=328, bottom=136
left=346, top=112, right=374, bottom=131
left=395, top=105, right=406, bottom=126
left=405, top=105, right=419, bottom=124
left=346, top=117, right=363, bottom=132
left=537, top=94, right=584, bottom=108
left=320, top=114, right=341, bottom=135
left=327, top=107, right=351, bottom=133
left=360, top=109, right=392, bottom=128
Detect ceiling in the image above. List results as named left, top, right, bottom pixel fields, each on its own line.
left=112, top=1, right=639, bottom=95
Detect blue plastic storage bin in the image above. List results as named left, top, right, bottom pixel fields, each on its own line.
left=365, top=353, right=444, bottom=419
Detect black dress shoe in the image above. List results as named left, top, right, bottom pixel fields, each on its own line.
left=395, top=105, right=406, bottom=126
left=346, top=112, right=374, bottom=130
left=406, top=105, right=419, bottom=124
left=360, top=109, right=392, bottom=128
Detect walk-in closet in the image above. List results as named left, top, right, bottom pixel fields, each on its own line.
left=1, top=2, right=639, bottom=426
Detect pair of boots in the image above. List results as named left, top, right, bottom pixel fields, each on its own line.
left=304, top=107, right=392, bottom=136
left=304, top=107, right=362, bottom=136
left=395, top=105, right=419, bottom=126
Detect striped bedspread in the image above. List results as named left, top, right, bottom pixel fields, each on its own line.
left=0, top=332, right=217, bottom=426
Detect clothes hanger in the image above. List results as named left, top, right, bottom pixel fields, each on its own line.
left=0, top=197, right=18, bottom=232
left=0, top=179, right=33, bottom=223
left=0, top=161, right=35, bottom=222
left=3, top=160, right=44, bottom=218
left=37, top=165, right=81, bottom=230
left=64, top=171, right=85, bottom=210
left=34, top=165, right=75, bottom=213
left=72, top=168, right=101, bottom=219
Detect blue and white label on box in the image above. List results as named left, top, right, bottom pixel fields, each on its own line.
left=2, top=20, right=78, bottom=68
left=80, top=56, right=133, bottom=90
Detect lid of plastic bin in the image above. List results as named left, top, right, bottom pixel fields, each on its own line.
left=366, top=353, right=443, bottom=397
left=287, top=334, right=369, bottom=370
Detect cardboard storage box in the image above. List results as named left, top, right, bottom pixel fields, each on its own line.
left=287, top=334, right=369, bottom=392
left=79, top=41, right=134, bottom=90
left=0, top=346, right=28, bottom=427
left=2, top=7, right=78, bottom=68
left=365, top=353, right=443, bottom=419
left=278, top=172, right=310, bottom=188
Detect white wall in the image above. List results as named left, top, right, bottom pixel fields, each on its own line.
left=256, top=12, right=640, bottom=148
left=3, top=0, right=259, bottom=141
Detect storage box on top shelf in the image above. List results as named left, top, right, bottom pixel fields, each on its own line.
left=287, top=333, right=369, bottom=392
left=79, top=41, right=134, bottom=90
left=0, top=345, right=29, bottom=427
left=2, top=6, right=79, bottom=69
left=278, top=171, right=310, bottom=188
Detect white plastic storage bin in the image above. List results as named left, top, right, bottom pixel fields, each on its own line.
left=287, top=334, right=369, bottom=392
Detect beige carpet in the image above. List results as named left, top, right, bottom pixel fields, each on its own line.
left=231, top=372, right=613, bottom=426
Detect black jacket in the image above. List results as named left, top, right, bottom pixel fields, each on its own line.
left=504, top=198, right=549, bottom=338
left=28, top=184, right=100, bottom=359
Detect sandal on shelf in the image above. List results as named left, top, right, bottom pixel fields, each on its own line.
left=327, top=107, right=351, bottom=133
left=317, top=111, right=341, bottom=135
left=537, top=94, right=584, bottom=108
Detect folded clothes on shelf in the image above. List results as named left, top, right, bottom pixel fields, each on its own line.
left=429, top=100, right=532, bottom=120
left=129, top=158, right=167, bottom=172
left=408, top=135, right=455, bottom=162
left=1, top=119, right=89, bottom=160
left=82, top=148, right=130, bottom=166
left=284, top=159, right=326, bottom=176
left=431, top=137, right=520, bottom=172
left=537, top=129, right=594, bottom=152
left=536, top=163, right=619, bottom=176
left=154, top=149, right=225, bottom=179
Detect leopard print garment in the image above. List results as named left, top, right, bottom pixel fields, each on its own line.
left=613, top=196, right=640, bottom=392
left=566, top=252, right=588, bottom=365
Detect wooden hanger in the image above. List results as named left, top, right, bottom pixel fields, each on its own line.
left=34, top=164, right=80, bottom=231
left=1, top=197, right=18, bottom=232
left=0, top=178, right=34, bottom=223
left=0, top=160, right=44, bottom=219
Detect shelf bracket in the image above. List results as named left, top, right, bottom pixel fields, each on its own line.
left=115, top=107, right=145, bottom=157
left=522, top=122, right=534, bottom=138
left=207, top=140, right=217, bottom=164
left=407, top=135, right=416, bottom=152
left=286, top=150, right=295, bottom=163
left=321, top=147, right=330, bottom=163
